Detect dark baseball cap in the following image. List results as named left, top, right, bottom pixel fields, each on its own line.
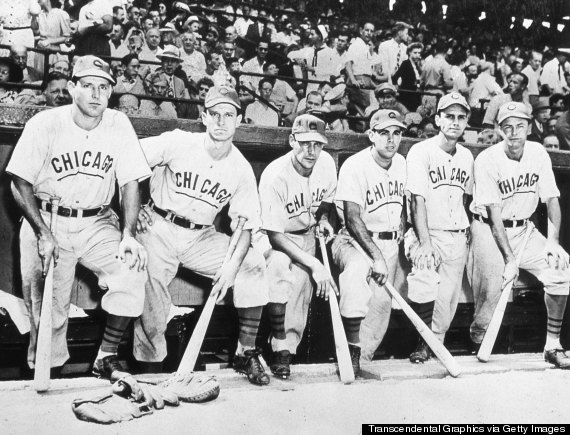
left=72, top=55, right=116, bottom=85
left=291, top=114, right=328, bottom=144
left=204, top=85, right=241, bottom=110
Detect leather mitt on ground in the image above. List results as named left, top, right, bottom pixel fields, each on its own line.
left=158, top=372, right=220, bottom=403
left=71, top=393, right=153, bottom=424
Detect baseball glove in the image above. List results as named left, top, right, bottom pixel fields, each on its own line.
left=112, top=380, right=180, bottom=409
left=158, top=372, right=220, bottom=403
left=71, top=393, right=152, bottom=425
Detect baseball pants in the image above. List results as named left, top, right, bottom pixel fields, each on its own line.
left=133, top=211, right=269, bottom=362
left=405, top=228, right=469, bottom=342
left=467, top=219, right=570, bottom=343
left=331, top=231, right=400, bottom=361
left=265, top=232, right=316, bottom=353
left=20, top=209, right=147, bottom=368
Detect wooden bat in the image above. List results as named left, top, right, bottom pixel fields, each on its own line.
left=34, top=196, right=60, bottom=392
left=177, top=217, right=247, bottom=374
left=317, top=233, right=355, bottom=384
left=350, top=240, right=461, bottom=378
left=477, top=224, right=533, bottom=362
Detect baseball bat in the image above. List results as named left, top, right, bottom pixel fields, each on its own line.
left=350, top=240, right=461, bottom=378
left=477, top=224, right=533, bottom=362
left=177, top=217, right=247, bottom=374
left=34, top=196, right=60, bottom=392
left=317, top=233, right=355, bottom=384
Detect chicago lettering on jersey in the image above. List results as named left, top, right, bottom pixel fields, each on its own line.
left=498, top=172, right=540, bottom=195
left=285, top=188, right=327, bottom=215
left=428, top=166, right=470, bottom=190
left=174, top=171, right=232, bottom=204
left=51, top=151, right=114, bottom=177
left=365, top=180, right=404, bottom=206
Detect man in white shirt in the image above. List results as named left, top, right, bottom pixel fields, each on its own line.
left=179, top=31, right=207, bottom=85
left=540, top=48, right=569, bottom=95
left=242, top=39, right=269, bottom=91
left=345, top=22, right=376, bottom=114
left=521, top=50, right=543, bottom=106
left=245, top=78, right=279, bottom=126
left=377, top=21, right=411, bottom=82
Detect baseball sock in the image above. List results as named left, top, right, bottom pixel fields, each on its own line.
left=544, top=294, right=567, bottom=350
left=342, top=316, right=364, bottom=346
left=237, top=306, right=263, bottom=353
left=410, top=301, right=434, bottom=329
left=98, top=314, right=132, bottom=358
left=267, top=302, right=288, bottom=351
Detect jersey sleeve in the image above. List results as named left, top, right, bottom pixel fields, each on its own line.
left=321, top=153, right=338, bottom=204
left=113, top=112, right=152, bottom=186
left=537, top=147, right=560, bottom=201
left=404, top=145, right=429, bottom=198
left=228, top=162, right=262, bottom=231
left=334, top=156, right=366, bottom=207
left=464, top=151, right=475, bottom=195
left=5, top=113, right=50, bottom=184
left=140, top=130, right=184, bottom=168
left=259, top=171, right=287, bottom=233
left=473, top=151, right=501, bottom=206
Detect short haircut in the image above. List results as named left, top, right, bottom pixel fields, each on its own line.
left=407, top=42, right=424, bottom=54
left=197, top=77, right=214, bottom=88
left=41, top=71, right=68, bottom=91
left=507, top=72, right=528, bottom=88
left=121, top=53, right=139, bottom=67
left=306, top=91, right=323, bottom=102
left=258, top=77, right=273, bottom=90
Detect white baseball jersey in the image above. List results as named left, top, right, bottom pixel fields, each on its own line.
left=140, top=130, right=261, bottom=230
left=6, top=105, right=151, bottom=208
left=405, top=135, right=474, bottom=230
left=259, top=151, right=337, bottom=234
left=470, top=140, right=559, bottom=219
left=335, top=147, right=406, bottom=233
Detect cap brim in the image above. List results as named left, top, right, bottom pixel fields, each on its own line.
left=370, top=120, right=406, bottom=131
left=73, top=69, right=116, bottom=85
left=157, top=54, right=180, bottom=61
left=294, top=132, right=328, bottom=144
left=205, top=98, right=241, bottom=110
left=498, top=113, right=532, bottom=124
left=437, top=102, right=471, bottom=113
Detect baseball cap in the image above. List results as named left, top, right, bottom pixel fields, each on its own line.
left=159, top=22, right=176, bottom=33
left=369, top=109, right=405, bottom=131
left=291, top=114, right=328, bottom=144
left=157, top=45, right=181, bottom=61
left=375, top=83, right=397, bottom=97
left=204, top=85, right=241, bottom=110
left=497, top=102, right=532, bottom=125
left=437, top=92, right=470, bottom=113
left=72, top=55, right=116, bottom=85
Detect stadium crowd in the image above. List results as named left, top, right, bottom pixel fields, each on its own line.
left=1, top=0, right=570, bottom=149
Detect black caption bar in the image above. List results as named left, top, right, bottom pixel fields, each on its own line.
left=363, top=425, right=568, bottom=434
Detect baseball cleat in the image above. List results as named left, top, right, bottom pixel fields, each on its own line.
left=233, top=348, right=271, bottom=386
left=270, top=349, right=292, bottom=378
left=409, top=340, right=431, bottom=364
left=348, top=344, right=361, bottom=377
left=544, top=348, right=570, bottom=369
left=92, top=354, right=131, bottom=381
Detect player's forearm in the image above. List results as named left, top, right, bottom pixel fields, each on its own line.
left=345, top=202, right=384, bottom=263
left=120, top=180, right=142, bottom=238
left=546, top=197, right=562, bottom=243
left=410, top=194, right=431, bottom=245
left=486, top=205, right=515, bottom=263
left=227, top=229, right=251, bottom=267
left=268, top=230, right=321, bottom=271
left=10, top=177, right=50, bottom=237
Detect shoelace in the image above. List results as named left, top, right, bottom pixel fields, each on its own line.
left=105, top=356, right=125, bottom=373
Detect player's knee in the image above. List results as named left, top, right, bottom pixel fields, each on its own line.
left=407, top=269, right=439, bottom=303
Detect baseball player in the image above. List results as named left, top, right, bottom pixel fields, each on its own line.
left=331, top=110, right=406, bottom=371
left=404, top=92, right=474, bottom=363
left=468, top=102, right=570, bottom=368
left=6, top=56, right=151, bottom=382
left=259, top=114, right=338, bottom=379
left=133, top=85, right=271, bottom=386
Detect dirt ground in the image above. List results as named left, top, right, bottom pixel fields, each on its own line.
left=2, top=355, right=570, bottom=434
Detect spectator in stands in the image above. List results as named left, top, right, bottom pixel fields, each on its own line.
left=179, top=32, right=206, bottom=86
left=202, top=24, right=222, bottom=56
left=112, top=5, right=126, bottom=24
left=245, top=8, right=272, bottom=43
left=10, top=44, right=42, bottom=82
left=0, top=57, right=25, bottom=103
left=115, top=54, right=145, bottom=96
left=73, top=0, right=113, bottom=57
left=184, top=15, right=202, bottom=34
left=234, top=4, right=253, bottom=38
left=550, top=93, right=566, bottom=111
left=222, top=41, right=245, bottom=63
left=242, top=39, right=270, bottom=91
left=204, top=50, right=232, bottom=86
left=35, top=0, right=71, bottom=72
left=117, top=93, right=140, bottom=116
left=377, top=21, right=412, bottom=81
left=555, top=108, right=570, bottom=150
left=332, top=30, right=350, bottom=74
left=528, top=98, right=551, bottom=143
left=155, top=45, right=190, bottom=99
left=476, top=128, right=501, bottom=146
left=0, top=0, right=39, bottom=60
left=159, top=23, right=176, bottom=48
left=421, top=40, right=453, bottom=91
left=284, top=90, right=327, bottom=125
left=263, top=62, right=298, bottom=115
left=345, top=22, right=376, bottom=114
left=178, top=76, right=213, bottom=120
left=109, top=23, right=128, bottom=58
left=244, top=78, right=279, bottom=126
left=541, top=48, right=569, bottom=95
left=520, top=50, right=542, bottom=106
left=148, top=9, right=160, bottom=28
left=141, top=27, right=162, bottom=61
left=50, top=59, right=70, bottom=78
left=126, top=33, right=144, bottom=56
left=141, top=16, right=154, bottom=33
left=393, top=42, right=423, bottom=111
left=417, top=116, right=438, bottom=138
left=482, top=72, right=530, bottom=128
left=543, top=134, right=560, bottom=151
left=126, top=5, right=142, bottom=30
left=272, top=20, right=299, bottom=49
left=139, top=72, right=177, bottom=118
left=43, top=71, right=71, bottom=107
left=468, top=61, right=503, bottom=113
left=364, top=83, right=409, bottom=118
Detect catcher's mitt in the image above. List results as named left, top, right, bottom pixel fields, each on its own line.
left=159, top=372, right=220, bottom=403
left=71, top=393, right=152, bottom=425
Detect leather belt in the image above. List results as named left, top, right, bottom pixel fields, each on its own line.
left=151, top=203, right=207, bottom=230
left=473, top=213, right=527, bottom=228
left=37, top=198, right=107, bottom=218
left=4, top=26, right=31, bottom=30
left=290, top=227, right=313, bottom=235
left=369, top=231, right=398, bottom=240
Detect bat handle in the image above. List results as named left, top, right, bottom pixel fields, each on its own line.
left=48, top=196, right=61, bottom=232
left=317, top=233, right=331, bottom=272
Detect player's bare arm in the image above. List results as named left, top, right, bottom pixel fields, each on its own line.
left=11, top=177, right=58, bottom=275
left=211, top=229, right=253, bottom=301
left=267, top=230, right=338, bottom=299
left=544, top=197, right=569, bottom=270
left=344, top=200, right=389, bottom=286
left=119, top=180, right=147, bottom=271
left=485, top=204, right=518, bottom=288
left=315, top=202, right=335, bottom=243
left=409, top=194, right=441, bottom=270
